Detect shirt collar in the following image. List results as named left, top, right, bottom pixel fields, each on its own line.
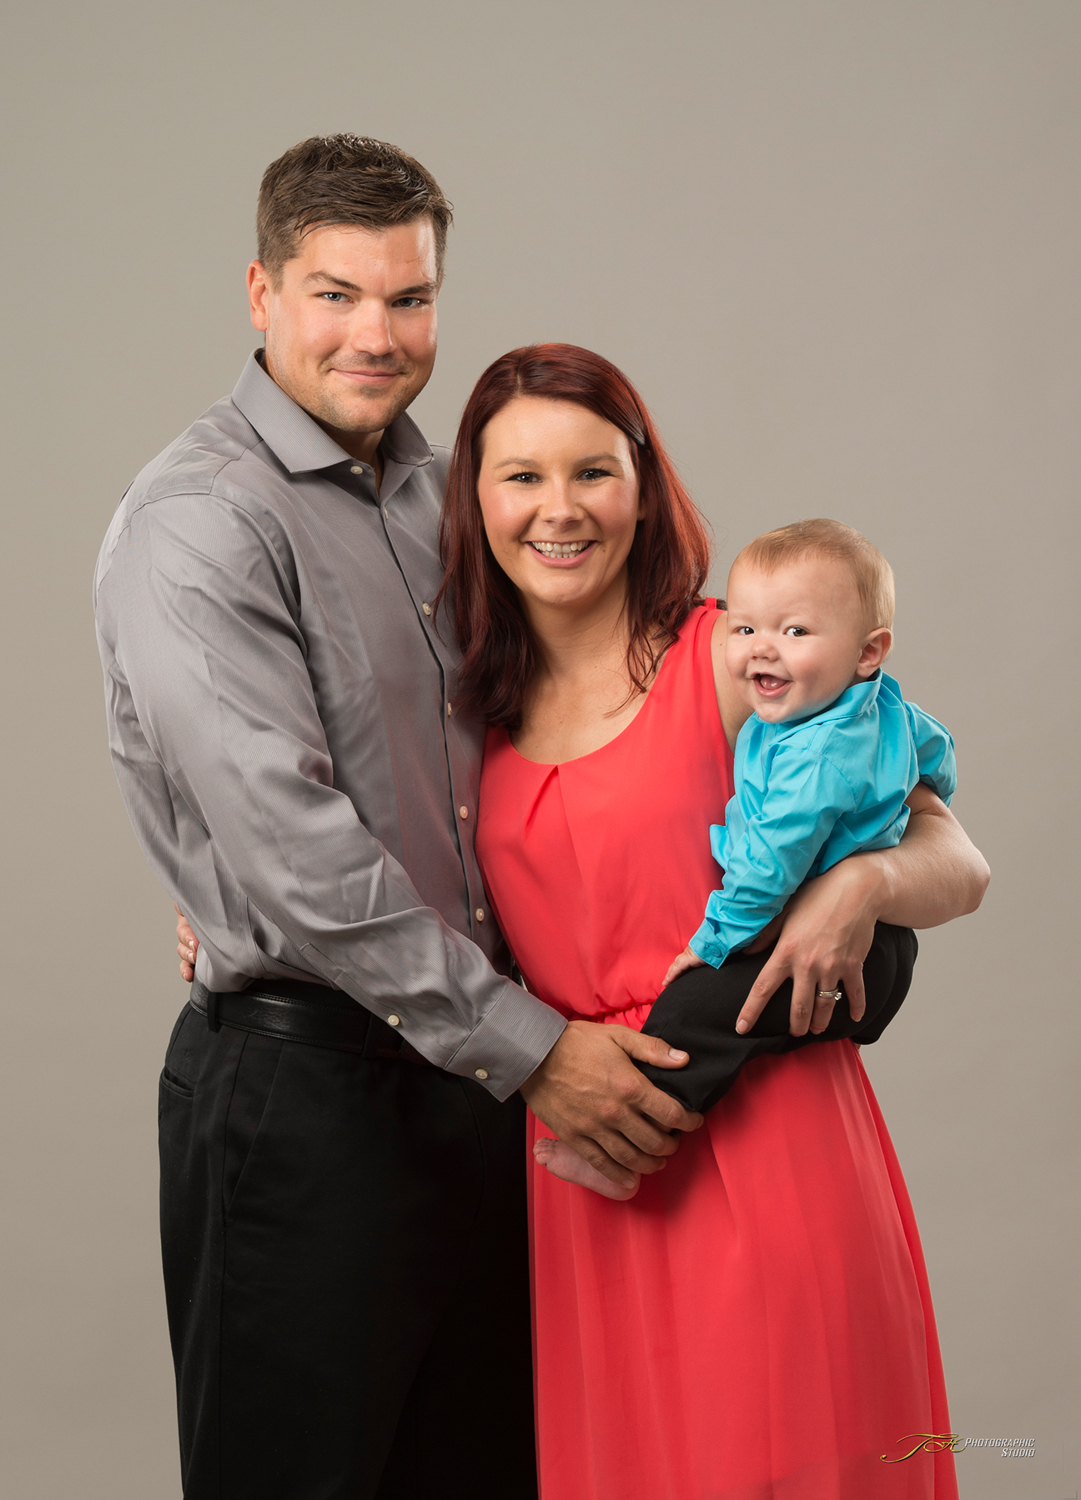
left=231, top=350, right=434, bottom=476
left=760, top=669, right=886, bottom=733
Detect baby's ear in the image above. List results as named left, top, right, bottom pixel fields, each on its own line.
left=857, top=627, right=892, bottom=676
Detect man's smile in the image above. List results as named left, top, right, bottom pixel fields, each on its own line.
left=331, top=366, right=407, bottom=385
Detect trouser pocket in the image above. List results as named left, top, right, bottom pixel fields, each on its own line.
left=221, top=1033, right=284, bottom=1217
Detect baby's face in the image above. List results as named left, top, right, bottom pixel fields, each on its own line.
left=725, top=557, right=885, bottom=724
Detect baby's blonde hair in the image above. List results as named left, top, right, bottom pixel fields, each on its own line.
left=732, top=518, right=895, bottom=633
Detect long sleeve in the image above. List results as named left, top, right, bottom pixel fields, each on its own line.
left=95, top=490, right=565, bottom=1100
left=907, top=704, right=957, bottom=805
left=688, top=744, right=858, bottom=968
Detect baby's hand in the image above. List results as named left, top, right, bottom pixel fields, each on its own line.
left=534, top=1136, right=641, bottom=1201
left=662, top=946, right=706, bottom=988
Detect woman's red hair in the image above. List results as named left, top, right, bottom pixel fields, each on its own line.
left=437, top=344, right=712, bottom=729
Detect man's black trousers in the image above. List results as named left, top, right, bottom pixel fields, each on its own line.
left=159, top=1002, right=538, bottom=1500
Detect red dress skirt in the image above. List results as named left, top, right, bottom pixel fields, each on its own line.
left=476, top=603, right=957, bottom=1500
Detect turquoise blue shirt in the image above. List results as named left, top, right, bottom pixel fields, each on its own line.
left=688, top=672, right=956, bottom=968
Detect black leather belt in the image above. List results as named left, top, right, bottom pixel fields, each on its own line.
left=189, top=977, right=433, bottom=1064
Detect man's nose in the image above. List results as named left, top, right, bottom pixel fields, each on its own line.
left=347, top=301, right=396, bottom=357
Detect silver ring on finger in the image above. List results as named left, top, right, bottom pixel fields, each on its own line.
left=816, top=988, right=843, bottom=1002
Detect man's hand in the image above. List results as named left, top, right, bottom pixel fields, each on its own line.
left=519, top=1020, right=703, bottom=1191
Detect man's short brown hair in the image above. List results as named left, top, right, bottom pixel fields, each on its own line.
left=733, top=517, right=896, bottom=632
left=256, top=134, right=453, bottom=285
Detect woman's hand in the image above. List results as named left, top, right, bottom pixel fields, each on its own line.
left=175, top=905, right=198, bottom=982
left=735, top=784, right=990, bottom=1036
left=735, top=861, right=877, bottom=1037
left=662, top=946, right=706, bottom=988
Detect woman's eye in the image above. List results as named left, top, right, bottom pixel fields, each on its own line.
left=785, top=626, right=809, bottom=637
left=578, top=468, right=610, bottom=481
left=508, top=472, right=540, bottom=484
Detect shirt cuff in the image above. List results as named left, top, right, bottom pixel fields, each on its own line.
left=442, top=981, right=568, bottom=1102
left=688, top=925, right=725, bottom=969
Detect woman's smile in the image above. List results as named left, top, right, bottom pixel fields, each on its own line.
left=526, top=538, right=599, bottom=565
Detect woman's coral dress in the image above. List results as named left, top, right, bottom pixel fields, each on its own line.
left=476, top=602, right=957, bottom=1500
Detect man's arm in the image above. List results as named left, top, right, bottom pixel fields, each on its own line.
left=96, top=491, right=564, bottom=1100
left=735, top=783, right=989, bottom=1036
left=101, top=491, right=701, bottom=1186
left=173, top=903, right=703, bottom=1189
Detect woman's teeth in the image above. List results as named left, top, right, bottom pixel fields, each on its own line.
left=530, top=540, right=593, bottom=557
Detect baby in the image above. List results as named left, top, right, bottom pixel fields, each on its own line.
left=535, top=518, right=956, bottom=1199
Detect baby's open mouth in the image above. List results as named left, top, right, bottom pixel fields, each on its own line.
left=752, top=673, right=790, bottom=696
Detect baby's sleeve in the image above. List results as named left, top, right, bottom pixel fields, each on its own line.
left=907, top=704, right=957, bottom=806
left=688, top=744, right=858, bottom=968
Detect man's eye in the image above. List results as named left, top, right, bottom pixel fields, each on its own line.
left=785, top=626, right=809, bottom=637
left=394, top=297, right=426, bottom=308
left=320, top=292, right=348, bottom=303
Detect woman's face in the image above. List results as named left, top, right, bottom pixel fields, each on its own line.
left=476, top=396, right=643, bottom=620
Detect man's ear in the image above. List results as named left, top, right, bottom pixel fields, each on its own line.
left=856, top=627, right=892, bottom=677
left=247, top=260, right=272, bottom=333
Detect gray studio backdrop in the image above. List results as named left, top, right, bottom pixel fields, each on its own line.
left=2, top=2, right=1077, bottom=1496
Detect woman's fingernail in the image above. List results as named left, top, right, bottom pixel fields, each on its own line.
left=735, top=1021, right=747, bottom=1034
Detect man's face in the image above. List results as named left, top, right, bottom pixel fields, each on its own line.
left=247, top=220, right=439, bottom=451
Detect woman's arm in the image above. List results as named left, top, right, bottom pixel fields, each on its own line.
left=863, top=781, right=988, bottom=927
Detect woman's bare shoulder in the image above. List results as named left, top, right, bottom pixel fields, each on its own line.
left=710, top=606, right=751, bottom=750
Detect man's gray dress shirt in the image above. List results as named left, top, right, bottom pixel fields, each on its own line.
left=94, top=353, right=566, bottom=1100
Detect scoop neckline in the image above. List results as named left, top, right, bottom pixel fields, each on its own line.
left=504, top=601, right=713, bottom=769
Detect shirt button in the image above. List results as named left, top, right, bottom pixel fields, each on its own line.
left=475, top=908, right=485, bottom=922
left=422, top=602, right=432, bottom=616
left=475, top=1068, right=489, bottom=1081
left=387, top=1014, right=401, bottom=1027
left=459, top=806, right=469, bottom=819
left=350, top=464, right=365, bottom=475
left=446, top=702, right=452, bottom=717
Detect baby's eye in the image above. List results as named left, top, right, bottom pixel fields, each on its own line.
left=785, top=626, right=809, bottom=637
left=736, top=626, right=754, bottom=635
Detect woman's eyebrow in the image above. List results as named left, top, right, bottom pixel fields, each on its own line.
left=491, top=452, right=623, bottom=470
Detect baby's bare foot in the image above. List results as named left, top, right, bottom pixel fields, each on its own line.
left=533, top=1137, right=641, bottom=1201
